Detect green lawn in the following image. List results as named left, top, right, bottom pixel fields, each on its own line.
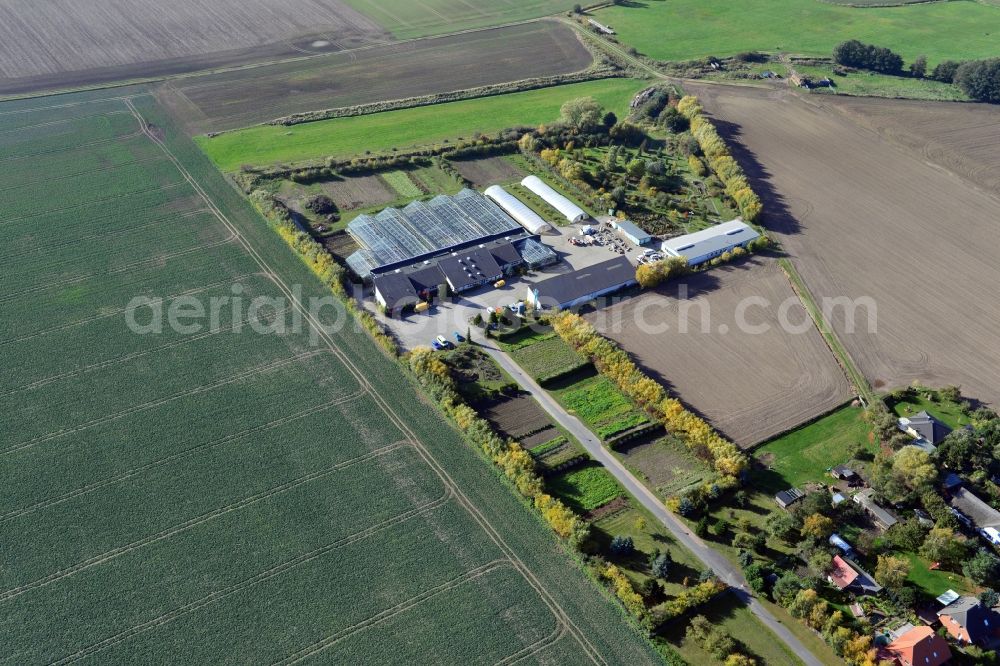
left=754, top=404, right=871, bottom=491
left=889, top=390, right=971, bottom=430
left=198, top=78, right=647, bottom=171
left=795, top=65, right=969, bottom=101
left=657, top=595, right=804, bottom=666
left=596, top=0, right=1000, bottom=64
left=901, top=551, right=973, bottom=597
left=342, top=0, right=579, bottom=39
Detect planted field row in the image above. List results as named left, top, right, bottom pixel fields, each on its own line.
left=0, top=242, right=259, bottom=342
left=0, top=97, right=128, bottom=132
left=0, top=158, right=187, bottom=221
left=1, top=335, right=355, bottom=452
left=0, top=111, right=137, bottom=160
left=0, top=211, right=229, bottom=293
left=0, top=185, right=204, bottom=244
left=4, top=453, right=467, bottom=663
left=1, top=354, right=370, bottom=516
left=0, top=272, right=273, bottom=391
left=0, top=133, right=163, bottom=192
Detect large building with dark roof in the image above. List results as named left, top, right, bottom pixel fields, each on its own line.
left=525, top=256, right=637, bottom=311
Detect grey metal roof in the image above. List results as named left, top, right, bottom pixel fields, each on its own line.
left=661, top=219, right=760, bottom=264
left=950, top=487, right=1000, bottom=530
left=613, top=219, right=652, bottom=244
left=899, top=411, right=952, bottom=445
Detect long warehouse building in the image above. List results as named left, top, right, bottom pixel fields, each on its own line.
left=520, top=175, right=587, bottom=223
left=484, top=185, right=551, bottom=234
left=660, top=219, right=760, bottom=266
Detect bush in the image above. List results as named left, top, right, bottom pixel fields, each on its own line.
left=955, top=58, right=1000, bottom=104
left=610, top=535, right=635, bottom=556
left=833, top=39, right=903, bottom=74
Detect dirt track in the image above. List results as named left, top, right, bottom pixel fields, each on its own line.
left=586, top=258, right=852, bottom=447
left=157, top=22, right=593, bottom=133
left=689, top=84, right=1000, bottom=405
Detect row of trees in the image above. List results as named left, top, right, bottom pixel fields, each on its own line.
left=407, top=347, right=589, bottom=548
left=676, top=96, right=763, bottom=222
left=832, top=40, right=904, bottom=74
left=551, top=312, right=748, bottom=503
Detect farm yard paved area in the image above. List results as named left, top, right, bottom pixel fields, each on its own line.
left=484, top=344, right=823, bottom=666
left=158, top=21, right=594, bottom=134
left=690, top=84, right=1000, bottom=406
left=585, top=257, right=852, bottom=448
left=0, top=0, right=388, bottom=95
left=0, top=89, right=661, bottom=664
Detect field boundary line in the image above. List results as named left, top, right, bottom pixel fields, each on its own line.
left=53, top=488, right=453, bottom=664
left=0, top=94, right=144, bottom=116
left=1, top=303, right=291, bottom=395
left=1, top=391, right=369, bottom=522
left=272, top=559, right=514, bottom=666
left=0, top=441, right=413, bottom=603
left=778, top=257, right=873, bottom=402
left=0, top=233, right=238, bottom=303
left=1, top=350, right=330, bottom=456
left=125, top=98, right=606, bottom=666
left=494, top=625, right=566, bottom=666
left=0, top=272, right=263, bottom=347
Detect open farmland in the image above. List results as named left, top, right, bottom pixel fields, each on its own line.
left=197, top=77, right=647, bottom=170
left=342, top=0, right=579, bottom=39
left=586, top=258, right=852, bottom=447
left=690, top=83, right=1000, bottom=406
left=0, top=90, right=662, bottom=664
left=595, top=0, right=1000, bottom=64
left=0, top=0, right=388, bottom=94
left=157, top=21, right=594, bottom=134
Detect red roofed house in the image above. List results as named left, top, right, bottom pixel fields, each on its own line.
left=828, top=555, right=859, bottom=590
left=882, top=626, right=951, bottom=666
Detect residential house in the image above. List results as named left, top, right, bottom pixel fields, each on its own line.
left=898, top=411, right=952, bottom=451
left=881, top=625, right=951, bottom=666
left=831, top=464, right=859, bottom=484
left=949, top=487, right=1000, bottom=546
left=938, top=596, right=1000, bottom=647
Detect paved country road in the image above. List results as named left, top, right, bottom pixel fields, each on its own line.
left=480, top=342, right=824, bottom=666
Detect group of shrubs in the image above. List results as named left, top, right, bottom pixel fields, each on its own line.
left=676, top=96, right=763, bottom=223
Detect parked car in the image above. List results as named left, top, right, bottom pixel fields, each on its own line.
left=453, top=331, right=465, bottom=343
left=435, top=335, right=451, bottom=349
left=431, top=339, right=444, bottom=351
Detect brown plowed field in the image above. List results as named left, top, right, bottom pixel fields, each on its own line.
left=451, top=156, right=527, bottom=188
left=586, top=258, right=852, bottom=447
left=689, top=84, right=1000, bottom=405
left=0, top=0, right=387, bottom=94
left=157, top=21, right=593, bottom=133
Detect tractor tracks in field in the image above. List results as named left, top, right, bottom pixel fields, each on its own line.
left=0, top=440, right=412, bottom=604
left=1, top=349, right=333, bottom=457
left=122, top=97, right=607, bottom=665
left=50, top=487, right=454, bottom=665
left=0, top=390, right=368, bottom=523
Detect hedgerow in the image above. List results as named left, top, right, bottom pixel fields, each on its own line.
left=677, top=96, right=763, bottom=223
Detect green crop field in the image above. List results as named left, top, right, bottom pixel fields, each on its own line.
left=197, top=78, right=648, bottom=171
left=342, top=0, right=579, bottom=39
left=596, top=0, right=1000, bottom=64
left=554, top=375, right=650, bottom=440
left=0, top=89, right=662, bottom=664
left=510, top=335, right=589, bottom=384
left=548, top=465, right=624, bottom=513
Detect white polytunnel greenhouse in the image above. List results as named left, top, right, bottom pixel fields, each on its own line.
left=519, top=175, right=587, bottom=223
left=483, top=185, right=552, bottom=235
